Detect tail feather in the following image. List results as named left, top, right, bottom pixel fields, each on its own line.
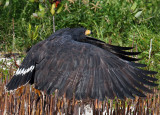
left=6, top=65, right=35, bottom=91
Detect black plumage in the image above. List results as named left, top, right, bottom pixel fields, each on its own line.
left=6, top=28, right=158, bottom=100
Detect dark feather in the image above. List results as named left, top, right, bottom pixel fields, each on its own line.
left=115, top=54, right=140, bottom=61
left=6, top=28, right=158, bottom=101
left=136, top=68, right=158, bottom=75
left=115, top=69, right=146, bottom=97
left=129, top=62, right=147, bottom=67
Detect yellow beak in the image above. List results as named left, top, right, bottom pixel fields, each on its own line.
left=85, top=30, right=91, bottom=35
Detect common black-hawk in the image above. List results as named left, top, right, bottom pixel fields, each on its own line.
left=6, top=28, right=158, bottom=101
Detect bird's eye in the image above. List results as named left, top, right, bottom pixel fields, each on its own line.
left=85, top=30, right=91, bottom=35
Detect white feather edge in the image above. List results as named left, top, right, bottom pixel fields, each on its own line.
left=4, top=65, right=35, bottom=93
left=15, top=65, right=35, bottom=75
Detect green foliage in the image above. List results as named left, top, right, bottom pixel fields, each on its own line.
left=0, top=0, right=160, bottom=80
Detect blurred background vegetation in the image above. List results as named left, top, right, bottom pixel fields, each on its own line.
left=0, top=0, right=160, bottom=82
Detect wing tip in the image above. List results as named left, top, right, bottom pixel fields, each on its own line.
left=4, top=84, right=17, bottom=93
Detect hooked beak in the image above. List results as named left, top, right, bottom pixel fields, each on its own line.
left=85, top=30, right=91, bottom=35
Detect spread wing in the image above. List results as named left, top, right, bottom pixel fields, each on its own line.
left=5, top=40, right=47, bottom=90
left=33, top=37, right=158, bottom=100
left=6, top=33, right=157, bottom=101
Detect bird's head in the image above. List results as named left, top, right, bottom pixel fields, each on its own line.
left=68, top=28, right=91, bottom=41
left=52, top=28, right=91, bottom=41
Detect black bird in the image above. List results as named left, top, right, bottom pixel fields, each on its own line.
left=6, top=28, right=158, bottom=101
